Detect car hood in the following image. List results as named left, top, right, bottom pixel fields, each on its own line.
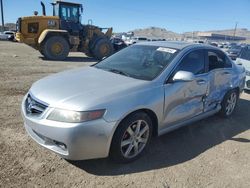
left=30, top=67, right=149, bottom=111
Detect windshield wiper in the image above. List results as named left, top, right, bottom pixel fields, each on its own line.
left=108, top=69, right=130, bottom=77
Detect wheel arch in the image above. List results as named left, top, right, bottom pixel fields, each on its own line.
left=113, top=108, right=159, bottom=138
left=38, top=29, right=70, bottom=46
left=234, top=86, right=240, bottom=96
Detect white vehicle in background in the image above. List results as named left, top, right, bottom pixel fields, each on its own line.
left=0, top=31, right=16, bottom=41
left=125, top=37, right=148, bottom=45
left=236, top=45, right=250, bottom=91
left=0, top=32, right=9, bottom=40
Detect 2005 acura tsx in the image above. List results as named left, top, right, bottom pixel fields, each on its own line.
left=21, top=41, right=246, bottom=163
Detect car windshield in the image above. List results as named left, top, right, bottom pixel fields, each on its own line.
left=239, top=46, right=250, bottom=61
left=94, top=45, right=178, bottom=80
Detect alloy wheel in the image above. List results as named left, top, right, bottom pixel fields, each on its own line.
left=225, top=92, right=237, bottom=116
left=121, top=120, right=150, bottom=158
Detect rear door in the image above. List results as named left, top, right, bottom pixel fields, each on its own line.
left=162, top=49, right=209, bottom=127
left=204, top=49, right=233, bottom=111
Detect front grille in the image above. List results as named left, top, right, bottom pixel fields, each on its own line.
left=247, top=80, right=250, bottom=88
left=25, top=94, right=48, bottom=116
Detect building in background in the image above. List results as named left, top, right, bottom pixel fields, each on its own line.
left=197, top=32, right=246, bottom=42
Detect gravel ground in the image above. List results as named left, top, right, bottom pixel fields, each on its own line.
left=0, top=41, right=250, bottom=188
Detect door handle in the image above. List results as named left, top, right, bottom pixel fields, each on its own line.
left=197, top=80, right=206, bottom=85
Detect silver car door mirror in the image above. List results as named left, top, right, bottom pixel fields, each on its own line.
left=172, top=71, right=195, bottom=82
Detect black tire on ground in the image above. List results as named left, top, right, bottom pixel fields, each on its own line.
left=93, top=38, right=113, bottom=60
left=219, top=89, right=239, bottom=118
left=42, top=36, right=69, bottom=60
left=109, top=112, right=153, bottom=163
left=85, top=51, right=94, bottom=58
left=39, top=49, right=44, bottom=56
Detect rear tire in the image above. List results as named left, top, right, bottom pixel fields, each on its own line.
left=43, top=36, right=69, bottom=60
left=93, top=38, right=113, bottom=60
left=110, top=112, right=152, bottom=163
left=39, top=49, right=44, bottom=56
left=219, top=89, right=238, bottom=117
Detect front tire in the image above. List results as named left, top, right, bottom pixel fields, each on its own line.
left=93, top=38, right=113, bottom=60
left=43, top=36, right=69, bottom=60
left=110, top=112, right=152, bottom=163
left=219, top=89, right=238, bottom=117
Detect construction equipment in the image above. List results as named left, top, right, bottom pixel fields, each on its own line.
left=15, top=1, right=113, bottom=60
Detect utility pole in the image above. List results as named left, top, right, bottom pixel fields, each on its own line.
left=233, top=22, right=238, bottom=41
left=0, top=0, right=4, bottom=32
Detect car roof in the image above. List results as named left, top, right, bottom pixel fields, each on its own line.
left=135, top=41, right=212, bottom=50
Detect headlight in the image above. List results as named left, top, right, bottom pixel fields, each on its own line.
left=47, top=109, right=106, bottom=123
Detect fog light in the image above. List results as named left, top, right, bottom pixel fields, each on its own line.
left=54, top=140, right=67, bottom=150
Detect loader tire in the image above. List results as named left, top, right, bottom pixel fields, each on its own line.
left=43, top=36, right=69, bottom=60
left=93, top=39, right=113, bottom=60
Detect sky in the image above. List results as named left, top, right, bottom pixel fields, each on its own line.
left=1, top=0, right=250, bottom=33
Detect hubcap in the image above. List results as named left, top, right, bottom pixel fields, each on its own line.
left=121, top=120, right=150, bottom=158
left=51, top=42, right=63, bottom=55
left=100, top=44, right=109, bottom=56
left=225, top=92, right=237, bottom=115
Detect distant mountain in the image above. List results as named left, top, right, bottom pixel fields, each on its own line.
left=130, top=27, right=181, bottom=39
left=127, top=27, right=250, bottom=41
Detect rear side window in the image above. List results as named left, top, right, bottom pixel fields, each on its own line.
left=178, top=50, right=205, bottom=75
left=239, top=46, right=250, bottom=61
left=208, top=50, right=232, bottom=71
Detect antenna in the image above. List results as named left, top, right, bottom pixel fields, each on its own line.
left=233, top=22, right=238, bottom=41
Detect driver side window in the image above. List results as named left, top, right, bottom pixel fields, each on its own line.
left=177, top=50, right=205, bottom=75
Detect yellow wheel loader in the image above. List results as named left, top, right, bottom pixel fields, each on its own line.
left=15, top=1, right=113, bottom=60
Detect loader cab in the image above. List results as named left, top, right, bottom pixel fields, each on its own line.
left=52, top=1, right=83, bottom=35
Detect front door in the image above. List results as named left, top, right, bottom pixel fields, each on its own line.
left=204, top=50, right=233, bottom=111
left=162, top=49, right=209, bottom=128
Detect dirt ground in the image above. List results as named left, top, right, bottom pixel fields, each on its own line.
left=0, top=41, right=249, bottom=188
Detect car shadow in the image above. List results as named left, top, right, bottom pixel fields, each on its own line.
left=39, top=56, right=97, bottom=63
left=68, top=98, right=250, bottom=175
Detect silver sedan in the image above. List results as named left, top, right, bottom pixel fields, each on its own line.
left=21, top=41, right=246, bottom=163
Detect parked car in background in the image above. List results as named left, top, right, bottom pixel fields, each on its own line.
left=0, top=32, right=9, bottom=40
left=236, top=45, right=250, bottom=91
left=0, top=31, right=16, bottom=41
left=209, top=42, right=218, bottom=47
left=110, top=37, right=127, bottom=52
left=125, top=37, right=148, bottom=45
left=4, top=31, right=16, bottom=41
left=21, top=42, right=245, bottom=163
left=226, top=45, right=242, bottom=60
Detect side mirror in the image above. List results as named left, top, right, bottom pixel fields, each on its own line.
left=172, top=71, right=195, bottom=82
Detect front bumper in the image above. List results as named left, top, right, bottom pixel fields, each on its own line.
left=21, top=96, right=117, bottom=160
left=15, top=32, right=23, bottom=42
